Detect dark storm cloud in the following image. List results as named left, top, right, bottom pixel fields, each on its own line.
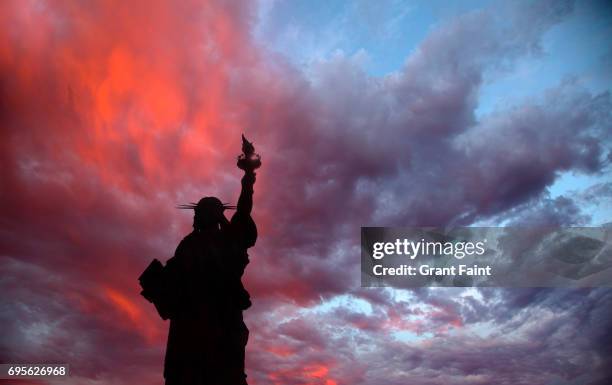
left=251, top=0, right=610, bottom=302
left=1, top=0, right=611, bottom=384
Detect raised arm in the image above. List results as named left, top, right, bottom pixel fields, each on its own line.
left=231, top=135, right=261, bottom=248
left=235, top=134, right=261, bottom=216
left=236, top=170, right=255, bottom=216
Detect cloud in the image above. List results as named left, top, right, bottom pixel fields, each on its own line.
left=1, top=0, right=611, bottom=384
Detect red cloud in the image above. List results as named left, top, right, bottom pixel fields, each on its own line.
left=2, top=1, right=611, bottom=384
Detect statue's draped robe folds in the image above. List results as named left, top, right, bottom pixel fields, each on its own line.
left=163, top=178, right=256, bottom=385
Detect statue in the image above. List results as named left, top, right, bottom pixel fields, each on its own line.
left=139, top=135, right=261, bottom=385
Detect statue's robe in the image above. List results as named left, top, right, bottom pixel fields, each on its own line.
left=163, top=210, right=256, bottom=385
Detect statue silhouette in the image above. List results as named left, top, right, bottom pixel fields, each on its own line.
left=139, top=135, right=261, bottom=385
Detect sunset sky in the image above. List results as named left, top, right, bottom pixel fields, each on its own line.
left=1, top=1, right=612, bottom=384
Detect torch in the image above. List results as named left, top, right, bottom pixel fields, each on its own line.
left=237, top=134, right=262, bottom=173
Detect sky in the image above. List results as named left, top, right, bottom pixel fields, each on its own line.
left=1, top=0, right=611, bottom=384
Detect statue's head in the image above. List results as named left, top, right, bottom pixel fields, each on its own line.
left=177, top=197, right=236, bottom=230
left=194, top=196, right=224, bottom=227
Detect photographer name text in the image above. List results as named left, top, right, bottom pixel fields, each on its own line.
left=373, top=264, right=492, bottom=276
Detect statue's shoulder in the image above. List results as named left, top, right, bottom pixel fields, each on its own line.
left=181, top=231, right=197, bottom=243
left=173, top=231, right=197, bottom=255
left=167, top=232, right=198, bottom=270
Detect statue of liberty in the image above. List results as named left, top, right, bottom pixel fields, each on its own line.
left=139, top=135, right=261, bottom=385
